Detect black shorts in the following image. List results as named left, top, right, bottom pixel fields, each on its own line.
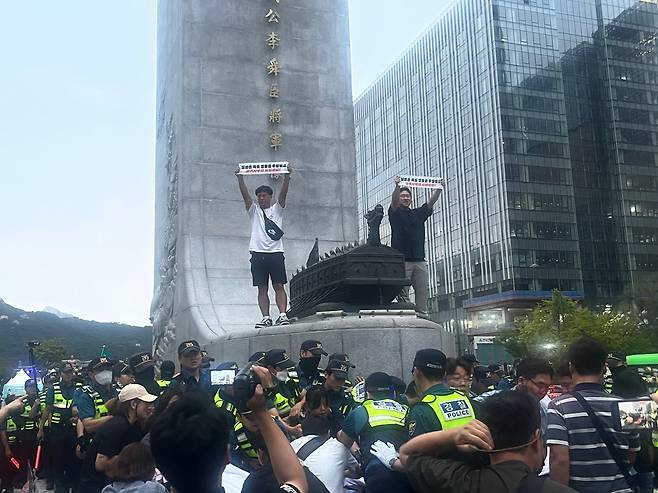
left=250, top=252, right=287, bottom=286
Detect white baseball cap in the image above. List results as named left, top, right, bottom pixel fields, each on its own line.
left=118, top=384, right=158, bottom=403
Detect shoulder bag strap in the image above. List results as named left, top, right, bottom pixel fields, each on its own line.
left=296, top=436, right=329, bottom=461
left=572, top=391, right=635, bottom=487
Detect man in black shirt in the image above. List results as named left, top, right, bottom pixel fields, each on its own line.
left=389, top=175, right=444, bottom=315
left=78, top=384, right=156, bottom=493
left=398, top=391, right=575, bottom=493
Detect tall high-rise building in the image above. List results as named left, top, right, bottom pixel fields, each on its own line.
left=354, top=0, right=658, bottom=359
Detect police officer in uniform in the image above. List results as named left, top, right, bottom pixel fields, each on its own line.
left=323, top=359, right=357, bottom=436
left=128, top=351, right=161, bottom=397
left=171, top=340, right=211, bottom=394
left=487, top=364, right=512, bottom=391
left=38, top=369, right=58, bottom=490
left=263, top=349, right=301, bottom=420
left=213, top=361, right=276, bottom=472
left=40, top=362, right=80, bottom=493
left=11, top=380, right=40, bottom=489
left=1, top=394, right=21, bottom=493
left=406, top=349, right=475, bottom=438
left=262, top=349, right=303, bottom=438
left=201, top=350, right=215, bottom=370
left=327, top=353, right=355, bottom=388
left=212, top=362, right=240, bottom=421
left=287, top=341, right=328, bottom=419
left=112, top=361, right=133, bottom=390
left=156, top=360, right=175, bottom=391
left=73, top=358, right=118, bottom=437
left=248, top=351, right=266, bottom=365
left=338, top=372, right=412, bottom=493
left=295, top=340, right=328, bottom=390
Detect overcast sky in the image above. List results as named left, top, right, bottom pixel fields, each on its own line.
left=0, top=1, right=451, bottom=325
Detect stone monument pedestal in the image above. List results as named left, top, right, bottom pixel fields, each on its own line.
left=205, top=311, right=456, bottom=380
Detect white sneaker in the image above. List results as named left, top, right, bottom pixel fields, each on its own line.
left=255, top=316, right=273, bottom=328
left=275, top=313, right=290, bottom=325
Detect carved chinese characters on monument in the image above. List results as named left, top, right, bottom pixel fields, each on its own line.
left=264, top=1, right=284, bottom=151
left=267, top=32, right=280, bottom=50
left=265, top=9, right=280, bottom=23
left=270, top=132, right=283, bottom=151
left=269, top=108, right=282, bottom=124
left=267, top=58, right=280, bottom=76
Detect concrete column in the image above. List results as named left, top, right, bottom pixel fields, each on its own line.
left=152, top=0, right=358, bottom=359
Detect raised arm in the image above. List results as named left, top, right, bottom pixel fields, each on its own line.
left=427, top=178, right=445, bottom=209
left=249, top=366, right=307, bottom=493
left=399, top=420, right=492, bottom=466
left=81, top=415, right=112, bottom=434
left=278, top=164, right=292, bottom=208
left=235, top=167, right=253, bottom=210
left=0, top=397, right=25, bottom=423
left=390, top=176, right=402, bottom=210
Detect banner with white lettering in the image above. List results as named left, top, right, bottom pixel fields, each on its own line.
left=399, top=175, right=444, bottom=190
left=238, top=162, right=290, bottom=175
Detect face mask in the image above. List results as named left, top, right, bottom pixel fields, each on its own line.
left=95, top=370, right=113, bottom=386
left=276, top=371, right=289, bottom=382
left=299, top=356, right=321, bottom=373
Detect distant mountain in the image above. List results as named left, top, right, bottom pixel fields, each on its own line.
left=0, top=299, right=152, bottom=378
left=41, top=306, right=74, bottom=319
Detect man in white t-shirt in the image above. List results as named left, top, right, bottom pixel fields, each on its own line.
left=236, top=167, right=292, bottom=328
left=290, top=415, right=358, bottom=493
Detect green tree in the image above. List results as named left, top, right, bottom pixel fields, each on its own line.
left=34, top=339, right=69, bottom=368
left=498, top=290, right=658, bottom=359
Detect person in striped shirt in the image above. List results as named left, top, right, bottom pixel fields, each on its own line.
left=547, top=338, right=640, bottom=493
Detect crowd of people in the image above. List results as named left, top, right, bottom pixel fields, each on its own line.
left=1, top=336, right=656, bottom=493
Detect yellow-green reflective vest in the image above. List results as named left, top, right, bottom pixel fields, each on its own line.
left=273, top=392, right=292, bottom=417
left=80, top=386, right=109, bottom=419
left=5, top=417, right=17, bottom=444
left=51, top=383, right=73, bottom=426
left=156, top=379, right=171, bottom=390
left=273, top=380, right=300, bottom=418
left=362, top=399, right=408, bottom=428
left=420, top=391, right=475, bottom=430
left=39, top=389, right=50, bottom=428
left=359, top=399, right=409, bottom=465
left=214, top=391, right=238, bottom=422
left=234, top=418, right=258, bottom=459
left=19, top=402, right=37, bottom=431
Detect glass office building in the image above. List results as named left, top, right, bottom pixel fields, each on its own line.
left=354, top=0, right=658, bottom=356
